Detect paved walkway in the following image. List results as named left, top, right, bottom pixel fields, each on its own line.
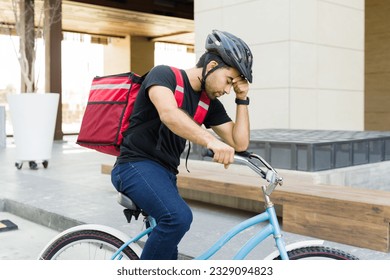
left=1, top=136, right=389, bottom=260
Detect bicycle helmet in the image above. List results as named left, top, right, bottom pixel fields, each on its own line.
left=205, top=30, right=253, bottom=83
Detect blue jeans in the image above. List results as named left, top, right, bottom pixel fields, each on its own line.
left=111, top=160, right=193, bottom=260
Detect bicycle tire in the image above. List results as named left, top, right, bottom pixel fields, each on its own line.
left=273, top=246, right=359, bottom=260
left=39, top=229, right=140, bottom=260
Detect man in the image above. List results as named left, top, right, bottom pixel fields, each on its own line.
left=111, top=30, right=253, bottom=259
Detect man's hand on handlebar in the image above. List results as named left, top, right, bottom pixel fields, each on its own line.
left=202, top=148, right=283, bottom=196
left=206, top=140, right=235, bottom=169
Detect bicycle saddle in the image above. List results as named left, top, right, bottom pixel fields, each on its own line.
left=117, top=192, right=149, bottom=222
left=117, top=192, right=139, bottom=211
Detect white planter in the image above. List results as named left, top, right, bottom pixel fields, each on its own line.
left=8, top=93, right=59, bottom=164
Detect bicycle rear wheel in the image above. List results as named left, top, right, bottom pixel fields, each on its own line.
left=39, top=229, right=139, bottom=260
left=274, top=246, right=358, bottom=260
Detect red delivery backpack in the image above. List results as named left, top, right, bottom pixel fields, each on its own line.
left=76, top=66, right=210, bottom=156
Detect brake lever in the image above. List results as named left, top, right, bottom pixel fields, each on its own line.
left=264, top=172, right=283, bottom=196
left=248, top=153, right=283, bottom=195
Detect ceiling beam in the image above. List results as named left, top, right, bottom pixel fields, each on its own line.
left=67, top=0, right=194, bottom=20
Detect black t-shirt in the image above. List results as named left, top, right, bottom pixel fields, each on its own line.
left=117, top=65, right=231, bottom=174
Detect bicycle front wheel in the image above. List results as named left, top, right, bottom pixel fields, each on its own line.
left=274, top=246, right=358, bottom=260
left=39, top=229, right=140, bottom=260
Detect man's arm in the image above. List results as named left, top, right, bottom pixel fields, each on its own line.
left=211, top=102, right=250, bottom=152
left=149, top=85, right=235, bottom=167
left=212, top=76, right=250, bottom=152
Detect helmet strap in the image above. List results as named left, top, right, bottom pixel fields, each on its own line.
left=201, top=55, right=226, bottom=90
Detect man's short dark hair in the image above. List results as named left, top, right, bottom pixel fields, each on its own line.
left=196, top=52, right=229, bottom=68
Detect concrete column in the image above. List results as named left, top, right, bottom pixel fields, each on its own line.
left=194, top=0, right=364, bottom=131
left=130, top=36, right=154, bottom=75
left=103, top=36, right=131, bottom=75
left=101, top=35, right=153, bottom=80
left=365, top=1, right=390, bottom=130
left=44, top=0, right=63, bottom=140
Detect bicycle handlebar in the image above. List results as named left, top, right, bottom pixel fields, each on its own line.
left=202, top=149, right=283, bottom=196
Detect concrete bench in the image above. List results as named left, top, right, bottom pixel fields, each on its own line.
left=102, top=160, right=390, bottom=252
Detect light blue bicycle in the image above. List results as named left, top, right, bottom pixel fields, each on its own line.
left=39, top=151, right=358, bottom=260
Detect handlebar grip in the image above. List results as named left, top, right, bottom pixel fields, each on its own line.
left=201, top=148, right=215, bottom=158
left=201, top=149, right=252, bottom=159
left=235, top=151, right=252, bottom=158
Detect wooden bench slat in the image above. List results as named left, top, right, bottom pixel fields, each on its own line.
left=283, top=203, right=389, bottom=252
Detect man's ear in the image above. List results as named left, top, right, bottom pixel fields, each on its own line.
left=206, top=60, right=219, bottom=72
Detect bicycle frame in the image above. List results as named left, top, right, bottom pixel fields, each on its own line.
left=194, top=188, right=289, bottom=260
left=111, top=187, right=288, bottom=260
left=111, top=216, right=156, bottom=260
left=111, top=152, right=289, bottom=260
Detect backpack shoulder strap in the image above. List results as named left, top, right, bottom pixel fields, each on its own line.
left=169, top=66, right=210, bottom=125
left=193, top=90, right=210, bottom=124
left=170, top=66, right=185, bottom=107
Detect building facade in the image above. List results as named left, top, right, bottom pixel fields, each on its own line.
left=195, top=0, right=365, bottom=131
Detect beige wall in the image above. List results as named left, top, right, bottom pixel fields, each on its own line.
left=365, top=0, right=390, bottom=130
left=194, top=0, right=365, bottom=131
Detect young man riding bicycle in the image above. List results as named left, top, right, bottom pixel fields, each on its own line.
left=111, top=30, right=253, bottom=259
